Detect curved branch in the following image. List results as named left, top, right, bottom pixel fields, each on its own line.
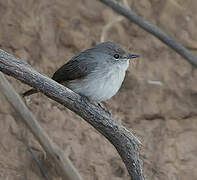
left=0, top=49, right=145, bottom=180
left=98, top=0, right=197, bottom=67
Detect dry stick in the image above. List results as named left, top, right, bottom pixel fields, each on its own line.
left=100, top=16, right=124, bottom=42
left=98, top=0, right=197, bottom=67
left=0, top=49, right=144, bottom=180
left=0, top=73, right=83, bottom=180
left=100, top=0, right=129, bottom=42
left=27, top=145, right=51, bottom=180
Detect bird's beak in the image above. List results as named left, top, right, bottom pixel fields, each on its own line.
left=127, top=54, right=140, bottom=60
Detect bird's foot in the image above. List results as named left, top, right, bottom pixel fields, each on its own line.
left=98, top=103, right=112, bottom=116
left=80, top=96, right=111, bottom=116
left=80, top=95, right=90, bottom=104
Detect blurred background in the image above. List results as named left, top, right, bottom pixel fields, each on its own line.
left=0, top=0, right=197, bottom=179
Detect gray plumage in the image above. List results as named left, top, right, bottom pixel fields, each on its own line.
left=23, top=41, right=139, bottom=102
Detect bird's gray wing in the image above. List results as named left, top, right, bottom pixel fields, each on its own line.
left=52, top=50, right=97, bottom=83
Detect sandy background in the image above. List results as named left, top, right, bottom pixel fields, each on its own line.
left=0, top=0, right=197, bottom=179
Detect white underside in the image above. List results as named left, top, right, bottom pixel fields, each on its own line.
left=66, top=61, right=129, bottom=102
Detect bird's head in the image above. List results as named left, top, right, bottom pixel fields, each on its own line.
left=92, top=41, right=139, bottom=64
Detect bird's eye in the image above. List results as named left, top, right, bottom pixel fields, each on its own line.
left=113, top=54, right=120, bottom=59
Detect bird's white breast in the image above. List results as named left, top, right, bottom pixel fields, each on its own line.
left=67, top=61, right=129, bottom=102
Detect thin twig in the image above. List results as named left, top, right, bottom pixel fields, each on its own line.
left=100, top=0, right=130, bottom=42
left=27, top=145, right=51, bottom=180
left=100, top=16, right=124, bottom=42
left=98, top=0, right=197, bottom=67
left=0, top=72, right=83, bottom=180
left=0, top=49, right=145, bottom=180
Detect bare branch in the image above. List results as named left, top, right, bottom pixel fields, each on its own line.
left=0, top=49, right=145, bottom=180
left=27, top=145, right=51, bottom=180
left=100, top=0, right=129, bottom=42
left=98, top=0, right=197, bottom=67
left=100, top=16, right=124, bottom=42
left=0, top=72, right=83, bottom=180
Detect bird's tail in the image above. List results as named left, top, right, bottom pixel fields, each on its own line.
left=22, top=88, right=38, bottom=97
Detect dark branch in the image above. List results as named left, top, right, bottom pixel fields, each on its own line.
left=98, top=0, right=197, bottom=67
left=0, top=49, right=145, bottom=180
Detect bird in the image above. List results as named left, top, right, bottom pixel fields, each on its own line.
left=23, top=41, right=139, bottom=102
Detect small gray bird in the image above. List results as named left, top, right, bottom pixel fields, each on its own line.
left=23, top=41, right=139, bottom=102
